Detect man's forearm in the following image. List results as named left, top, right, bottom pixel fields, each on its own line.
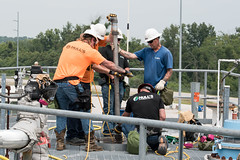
left=101, top=60, right=125, bottom=73
left=163, top=69, right=173, bottom=82
left=119, top=49, right=137, bottom=59
left=159, top=109, right=166, bottom=121
left=111, top=64, right=126, bottom=73
left=92, top=64, right=110, bottom=74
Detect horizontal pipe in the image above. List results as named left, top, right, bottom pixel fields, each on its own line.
left=0, top=130, right=29, bottom=149
left=1, top=103, right=240, bottom=138
left=0, top=66, right=240, bottom=77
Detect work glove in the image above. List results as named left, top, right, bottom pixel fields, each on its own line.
left=109, top=70, right=123, bottom=77
left=114, top=124, right=122, bottom=134
left=155, top=80, right=166, bottom=91
left=123, top=70, right=134, bottom=78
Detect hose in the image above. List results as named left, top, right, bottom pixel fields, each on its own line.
left=0, top=92, right=27, bottom=99
left=92, top=80, right=114, bottom=140
left=85, top=65, right=93, bottom=160
left=154, top=146, right=191, bottom=160
left=48, top=154, right=67, bottom=160
left=101, top=78, right=115, bottom=139
left=0, top=155, right=9, bottom=160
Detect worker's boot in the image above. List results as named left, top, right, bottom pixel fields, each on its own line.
left=54, top=129, right=66, bottom=151
left=66, top=137, right=85, bottom=146
left=85, top=131, right=103, bottom=152
left=157, top=136, right=168, bottom=155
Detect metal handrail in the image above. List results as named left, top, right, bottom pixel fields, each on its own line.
left=1, top=66, right=240, bottom=77
left=1, top=103, right=239, bottom=137
left=0, top=66, right=240, bottom=160
left=1, top=103, right=240, bottom=159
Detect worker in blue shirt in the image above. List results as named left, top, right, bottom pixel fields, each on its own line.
left=119, top=28, right=173, bottom=92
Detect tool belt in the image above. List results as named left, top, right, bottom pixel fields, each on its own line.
left=146, top=129, right=161, bottom=136
left=54, top=76, right=79, bottom=83
left=136, top=126, right=161, bottom=136
left=74, top=85, right=91, bottom=111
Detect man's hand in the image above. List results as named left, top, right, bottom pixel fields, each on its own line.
left=109, top=70, right=134, bottom=78
left=155, top=80, right=166, bottom=91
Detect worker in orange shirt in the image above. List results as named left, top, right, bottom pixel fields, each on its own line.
left=66, top=24, right=114, bottom=145
left=53, top=28, right=133, bottom=151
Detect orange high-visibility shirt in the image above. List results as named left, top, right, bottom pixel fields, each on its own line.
left=53, top=40, right=105, bottom=85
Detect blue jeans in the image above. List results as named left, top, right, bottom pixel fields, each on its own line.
left=101, top=81, right=124, bottom=133
left=55, top=82, right=93, bottom=138
left=66, top=82, right=91, bottom=140
left=122, top=123, right=160, bottom=151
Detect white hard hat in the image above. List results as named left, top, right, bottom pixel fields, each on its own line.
left=90, top=23, right=106, bottom=40
left=144, top=28, right=161, bottom=42
left=117, top=29, right=123, bottom=39
left=84, top=29, right=99, bottom=43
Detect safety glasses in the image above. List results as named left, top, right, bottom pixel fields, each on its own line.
left=148, top=39, right=154, bottom=44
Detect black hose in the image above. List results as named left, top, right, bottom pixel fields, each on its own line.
left=0, top=93, right=27, bottom=99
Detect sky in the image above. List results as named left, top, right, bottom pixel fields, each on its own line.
left=1, top=0, right=240, bottom=43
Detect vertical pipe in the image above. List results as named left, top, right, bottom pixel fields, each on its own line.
left=222, top=73, right=226, bottom=90
left=178, top=1, right=183, bottom=159
left=178, top=0, right=182, bottom=112
left=139, top=124, right=146, bottom=160
left=204, top=72, right=207, bottom=119
left=125, top=0, right=130, bottom=84
left=1, top=74, right=6, bottom=128
left=126, top=0, right=130, bottom=52
left=0, top=74, right=6, bottom=155
left=223, top=85, right=230, bottom=126
left=238, top=77, right=240, bottom=119
left=5, top=86, right=10, bottom=158
left=17, top=12, right=19, bottom=68
left=191, top=82, right=200, bottom=118
left=111, top=16, right=120, bottom=116
left=217, top=60, right=220, bottom=127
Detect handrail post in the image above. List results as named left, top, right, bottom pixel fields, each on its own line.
left=238, top=77, right=240, bottom=119
left=223, top=85, right=230, bottom=126
left=139, top=124, right=146, bottom=160
left=204, top=71, right=207, bottom=119
left=178, top=130, right=184, bottom=160
left=191, top=82, right=200, bottom=118
left=0, top=74, right=6, bottom=156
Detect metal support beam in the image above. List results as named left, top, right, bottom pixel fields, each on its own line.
left=223, top=85, right=230, bottom=126
left=139, top=124, right=146, bottom=160
left=203, top=72, right=207, bottom=119
left=0, top=74, right=6, bottom=155
left=238, top=77, right=240, bottom=119
left=191, top=82, right=200, bottom=118
left=178, top=131, right=184, bottom=160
